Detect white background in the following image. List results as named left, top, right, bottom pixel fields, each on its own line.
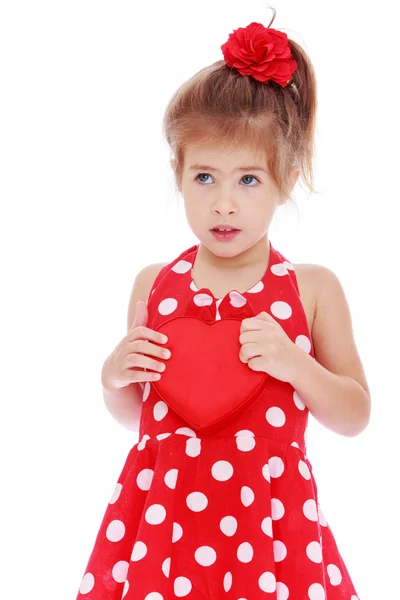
left=1, top=1, right=398, bottom=598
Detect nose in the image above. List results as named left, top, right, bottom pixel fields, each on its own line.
left=211, top=195, right=238, bottom=215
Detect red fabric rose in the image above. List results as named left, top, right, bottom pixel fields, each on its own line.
left=221, top=21, right=298, bottom=87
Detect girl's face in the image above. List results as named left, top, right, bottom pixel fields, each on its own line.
left=178, top=142, right=297, bottom=258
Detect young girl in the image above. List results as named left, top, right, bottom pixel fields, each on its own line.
left=76, top=11, right=370, bottom=600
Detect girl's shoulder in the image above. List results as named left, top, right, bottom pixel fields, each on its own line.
left=296, top=263, right=371, bottom=402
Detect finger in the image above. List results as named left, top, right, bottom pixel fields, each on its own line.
left=130, top=326, right=168, bottom=346
left=240, top=318, right=265, bottom=332
left=239, top=330, right=264, bottom=344
left=128, top=370, right=162, bottom=384
left=127, top=352, right=166, bottom=374
left=130, top=338, right=171, bottom=360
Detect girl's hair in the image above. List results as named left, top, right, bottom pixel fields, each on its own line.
left=162, top=9, right=318, bottom=207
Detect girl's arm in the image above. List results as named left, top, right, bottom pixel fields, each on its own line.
left=102, top=262, right=165, bottom=432
left=290, top=266, right=371, bottom=437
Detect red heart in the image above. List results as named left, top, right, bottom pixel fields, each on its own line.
left=151, top=316, right=271, bottom=436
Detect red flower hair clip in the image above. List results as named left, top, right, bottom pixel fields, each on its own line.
left=221, top=21, right=298, bottom=87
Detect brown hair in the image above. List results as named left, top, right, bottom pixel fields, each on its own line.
left=162, top=8, right=319, bottom=207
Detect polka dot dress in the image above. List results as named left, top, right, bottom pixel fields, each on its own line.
left=76, top=241, right=360, bottom=599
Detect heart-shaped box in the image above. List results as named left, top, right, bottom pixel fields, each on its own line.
left=151, top=315, right=271, bottom=436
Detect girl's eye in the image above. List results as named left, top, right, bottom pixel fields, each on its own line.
left=195, top=173, right=260, bottom=186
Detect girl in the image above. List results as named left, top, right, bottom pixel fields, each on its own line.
left=76, top=11, right=370, bottom=600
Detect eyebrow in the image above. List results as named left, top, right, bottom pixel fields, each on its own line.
left=188, top=164, right=267, bottom=174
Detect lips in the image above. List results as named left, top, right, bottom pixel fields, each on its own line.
left=211, top=227, right=240, bottom=231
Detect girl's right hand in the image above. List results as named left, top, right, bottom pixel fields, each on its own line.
left=101, top=300, right=171, bottom=390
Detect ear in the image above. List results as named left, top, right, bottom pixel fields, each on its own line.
left=287, top=165, right=300, bottom=198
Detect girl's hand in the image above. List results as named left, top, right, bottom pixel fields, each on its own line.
left=239, top=311, right=302, bottom=384
left=101, top=301, right=171, bottom=390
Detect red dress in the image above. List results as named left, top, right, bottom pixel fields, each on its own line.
left=76, top=241, right=360, bottom=600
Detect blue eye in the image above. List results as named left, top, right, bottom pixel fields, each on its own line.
left=195, top=173, right=260, bottom=186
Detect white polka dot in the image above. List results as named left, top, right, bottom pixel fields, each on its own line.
left=241, top=486, right=255, bottom=506
left=270, top=300, right=292, bottom=320
left=195, top=546, right=217, bottom=566
left=235, top=429, right=255, bottom=437
left=306, top=541, right=322, bottom=563
left=79, top=573, right=94, bottom=594
left=235, top=434, right=256, bottom=451
left=229, top=290, right=247, bottom=307
left=158, top=297, right=178, bottom=315
left=271, top=263, right=289, bottom=276
left=273, top=540, right=287, bottom=562
left=223, top=572, right=232, bottom=592
left=145, top=504, right=167, bottom=525
left=296, top=334, right=312, bottom=353
left=122, top=580, right=129, bottom=598
left=237, top=542, right=254, bottom=562
left=262, top=463, right=271, bottom=483
left=247, top=280, right=264, bottom=293
left=276, top=581, right=289, bottom=600
left=109, top=483, right=122, bottom=504
left=106, top=520, right=126, bottom=542
left=269, top=456, right=285, bottom=478
left=303, top=499, right=318, bottom=521
left=284, top=260, right=294, bottom=271
left=175, top=427, right=197, bottom=437
left=137, top=434, right=150, bottom=450
left=131, top=541, right=147, bottom=561
left=318, top=505, right=328, bottom=526
left=298, top=460, right=311, bottom=480
left=143, top=382, right=150, bottom=402
left=291, top=441, right=300, bottom=448
left=172, top=522, right=183, bottom=543
left=144, top=593, right=163, bottom=600
left=174, top=576, right=192, bottom=597
left=211, top=460, right=233, bottom=481
left=186, top=491, right=208, bottom=512
left=266, top=407, right=286, bottom=427
left=112, top=560, right=129, bottom=583
left=193, top=293, right=213, bottom=307
left=190, top=280, right=198, bottom=292
left=293, top=390, right=306, bottom=410
left=308, top=582, right=325, bottom=600
left=156, top=432, right=171, bottom=441
left=137, top=468, right=154, bottom=491
left=165, top=469, right=178, bottom=489
left=327, top=564, right=342, bottom=586
left=186, top=437, right=201, bottom=457
left=259, top=571, right=276, bottom=593
left=154, top=400, right=168, bottom=421
left=220, top=516, right=238, bottom=537
left=261, top=516, right=273, bottom=537
left=162, top=556, right=171, bottom=577
left=271, top=498, right=285, bottom=520
left=172, top=259, right=192, bottom=274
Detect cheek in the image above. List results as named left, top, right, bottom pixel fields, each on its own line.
left=185, top=202, right=204, bottom=221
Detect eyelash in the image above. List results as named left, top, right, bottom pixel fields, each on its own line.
left=194, top=173, right=261, bottom=186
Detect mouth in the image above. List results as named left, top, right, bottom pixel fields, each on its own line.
left=210, top=229, right=241, bottom=241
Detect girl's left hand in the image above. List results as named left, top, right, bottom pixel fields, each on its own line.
left=239, top=311, right=302, bottom=383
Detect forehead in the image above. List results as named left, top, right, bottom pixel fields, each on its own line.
left=184, top=142, right=268, bottom=169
